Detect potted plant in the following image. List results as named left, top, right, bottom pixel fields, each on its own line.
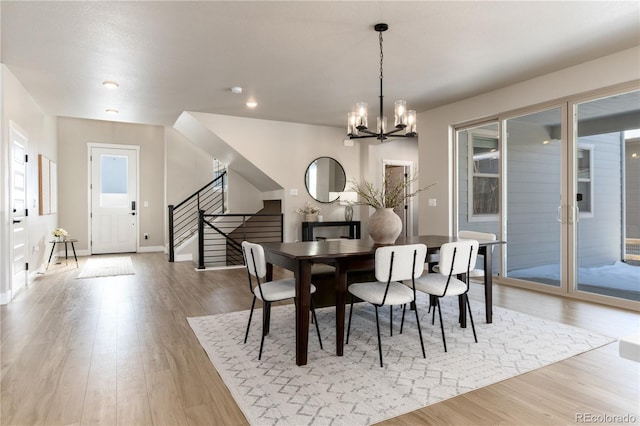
left=296, top=202, right=321, bottom=222
left=52, top=227, right=68, bottom=241
left=350, top=172, right=436, bottom=244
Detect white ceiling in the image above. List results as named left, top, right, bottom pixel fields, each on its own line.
left=1, top=1, right=639, bottom=128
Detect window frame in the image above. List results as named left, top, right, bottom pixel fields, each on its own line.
left=577, top=143, right=594, bottom=218
left=467, top=128, right=500, bottom=222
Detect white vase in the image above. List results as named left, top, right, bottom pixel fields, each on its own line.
left=367, top=208, right=402, bottom=244
left=304, top=213, right=318, bottom=222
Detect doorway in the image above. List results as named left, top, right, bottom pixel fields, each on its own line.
left=383, top=160, right=414, bottom=237
left=9, top=122, right=28, bottom=294
left=89, top=144, right=139, bottom=254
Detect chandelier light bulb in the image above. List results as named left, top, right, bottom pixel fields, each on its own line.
left=406, top=110, right=417, bottom=136
left=356, top=102, right=368, bottom=129
left=377, top=116, right=387, bottom=134
left=347, top=112, right=358, bottom=136
left=394, top=100, right=407, bottom=128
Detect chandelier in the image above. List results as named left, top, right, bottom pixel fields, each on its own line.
left=347, top=23, right=417, bottom=141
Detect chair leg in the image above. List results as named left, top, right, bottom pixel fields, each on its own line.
left=400, top=304, right=406, bottom=334
left=374, top=306, right=383, bottom=368
left=466, top=294, right=478, bottom=343
left=258, top=301, right=270, bottom=360
left=346, top=295, right=354, bottom=344
left=431, top=299, right=437, bottom=325
left=264, top=302, right=272, bottom=335
left=413, top=303, right=426, bottom=358
left=436, top=298, right=447, bottom=352
left=390, top=305, right=393, bottom=337
left=244, top=296, right=257, bottom=344
left=310, top=297, right=323, bottom=349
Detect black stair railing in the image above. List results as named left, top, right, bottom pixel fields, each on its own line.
left=168, top=172, right=226, bottom=262
left=197, top=211, right=283, bottom=269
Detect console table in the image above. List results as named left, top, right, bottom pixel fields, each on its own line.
left=301, top=220, right=361, bottom=242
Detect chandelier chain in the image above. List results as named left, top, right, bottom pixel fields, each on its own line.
left=379, top=31, right=384, bottom=81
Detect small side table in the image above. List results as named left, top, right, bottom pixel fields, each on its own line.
left=46, top=238, right=79, bottom=270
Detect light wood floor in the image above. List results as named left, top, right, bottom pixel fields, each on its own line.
left=1, top=252, right=638, bottom=425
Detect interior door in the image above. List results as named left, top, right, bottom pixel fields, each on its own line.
left=90, top=146, right=138, bottom=254
left=10, top=124, right=28, bottom=291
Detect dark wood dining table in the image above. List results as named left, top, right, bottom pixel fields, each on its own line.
left=261, top=235, right=503, bottom=366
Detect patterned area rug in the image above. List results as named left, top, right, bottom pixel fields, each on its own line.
left=188, top=294, right=613, bottom=426
left=76, top=256, right=134, bottom=279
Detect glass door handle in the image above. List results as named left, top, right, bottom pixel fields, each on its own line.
left=556, top=205, right=563, bottom=223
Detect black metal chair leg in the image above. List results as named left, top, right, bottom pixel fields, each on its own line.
left=244, top=296, right=257, bottom=344
left=310, top=297, right=323, bottom=349
left=259, top=301, right=270, bottom=360
left=390, top=305, right=393, bottom=337
left=436, top=298, right=447, bottom=352
left=264, top=302, right=271, bottom=335
left=432, top=300, right=437, bottom=325
left=346, top=296, right=354, bottom=344
left=375, top=306, right=383, bottom=368
left=414, top=303, right=426, bottom=358
left=400, top=304, right=406, bottom=334
left=466, top=294, right=478, bottom=343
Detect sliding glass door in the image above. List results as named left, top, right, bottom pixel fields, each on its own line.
left=503, top=107, right=565, bottom=288
left=455, top=86, right=640, bottom=305
left=572, top=90, right=640, bottom=301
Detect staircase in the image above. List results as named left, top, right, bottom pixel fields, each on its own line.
left=168, top=172, right=226, bottom=262
left=196, top=200, right=283, bottom=269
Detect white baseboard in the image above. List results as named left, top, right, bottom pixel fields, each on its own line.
left=0, top=289, right=12, bottom=305
left=138, top=245, right=165, bottom=253
left=196, top=265, right=245, bottom=272
left=174, top=253, right=193, bottom=262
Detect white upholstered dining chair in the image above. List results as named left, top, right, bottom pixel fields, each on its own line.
left=346, top=243, right=427, bottom=367
left=241, top=241, right=323, bottom=360
left=408, top=239, right=479, bottom=352
left=432, top=230, right=496, bottom=278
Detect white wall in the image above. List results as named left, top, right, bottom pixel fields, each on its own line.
left=57, top=117, right=165, bottom=251
left=418, top=46, right=640, bottom=235
left=165, top=126, right=216, bottom=206
left=1, top=64, right=57, bottom=302
left=182, top=113, right=360, bottom=242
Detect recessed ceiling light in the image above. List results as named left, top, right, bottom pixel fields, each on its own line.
left=231, top=86, right=243, bottom=94
left=246, top=100, right=258, bottom=108
left=102, top=80, right=119, bottom=89
left=105, top=108, right=119, bottom=115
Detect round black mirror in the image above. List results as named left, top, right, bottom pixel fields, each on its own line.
left=304, top=157, right=346, bottom=203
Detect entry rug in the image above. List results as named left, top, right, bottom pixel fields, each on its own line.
left=76, top=256, right=134, bottom=279
left=188, top=295, right=613, bottom=426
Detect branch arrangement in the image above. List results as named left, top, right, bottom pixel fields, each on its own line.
left=349, top=171, right=436, bottom=209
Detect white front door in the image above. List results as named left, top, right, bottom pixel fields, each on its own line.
left=90, top=146, right=138, bottom=254
left=10, top=124, right=28, bottom=291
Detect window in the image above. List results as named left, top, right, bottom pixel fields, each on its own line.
left=577, top=145, right=593, bottom=217
left=469, top=130, right=499, bottom=220
left=213, top=157, right=227, bottom=189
